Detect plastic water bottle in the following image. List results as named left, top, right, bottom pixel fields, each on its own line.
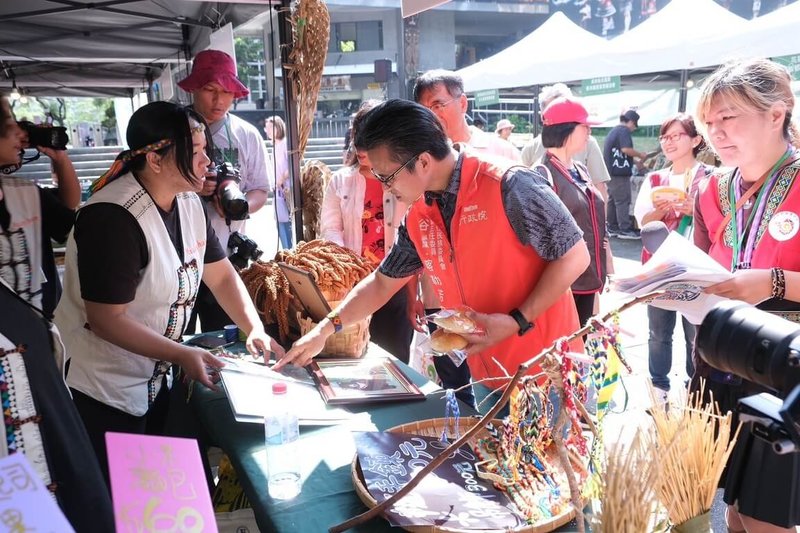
left=265, top=381, right=301, bottom=500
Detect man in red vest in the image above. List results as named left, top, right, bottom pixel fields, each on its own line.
left=277, top=100, right=588, bottom=404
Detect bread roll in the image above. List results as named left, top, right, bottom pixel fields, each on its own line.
left=432, top=310, right=477, bottom=334
left=430, top=329, right=468, bottom=353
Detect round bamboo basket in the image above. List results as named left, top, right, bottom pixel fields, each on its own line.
left=351, top=417, right=579, bottom=532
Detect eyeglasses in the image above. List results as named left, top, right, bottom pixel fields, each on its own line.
left=426, top=94, right=461, bottom=113
left=658, top=132, right=689, bottom=144
left=370, top=154, right=419, bottom=187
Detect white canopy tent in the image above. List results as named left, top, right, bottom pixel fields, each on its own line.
left=455, top=0, right=759, bottom=92
left=600, top=0, right=749, bottom=76
left=707, top=0, right=800, bottom=60
left=458, top=11, right=614, bottom=92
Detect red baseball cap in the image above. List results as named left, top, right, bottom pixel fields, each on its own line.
left=178, top=50, right=250, bottom=99
left=542, top=97, right=601, bottom=126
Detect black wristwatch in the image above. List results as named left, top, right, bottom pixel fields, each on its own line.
left=509, top=308, right=534, bottom=336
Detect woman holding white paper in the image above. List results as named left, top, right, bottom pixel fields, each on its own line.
left=693, top=58, right=800, bottom=533
left=633, top=113, right=713, bottom=399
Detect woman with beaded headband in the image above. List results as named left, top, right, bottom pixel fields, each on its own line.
left=692, top=58, right=800, bottom=533
left=55, top=101, right=285, bottom=484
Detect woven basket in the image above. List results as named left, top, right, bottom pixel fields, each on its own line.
left=297, top=312, right=370, bottom=358
left=351, top=417, right=580, bottom=533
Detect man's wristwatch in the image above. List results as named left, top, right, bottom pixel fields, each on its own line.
left=509, top=308, right=534, bottom=336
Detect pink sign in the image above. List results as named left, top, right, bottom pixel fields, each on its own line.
left=106, top=432, right=218, bottom=533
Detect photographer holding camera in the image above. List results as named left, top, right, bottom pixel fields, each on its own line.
left=0, top=94, right=79, bottom=317
left=178, top=50, right=272, bottom=332
left=693, top=58, right=800, bottom=533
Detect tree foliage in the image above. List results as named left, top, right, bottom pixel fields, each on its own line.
left=234, top=36, right=265, bottom=86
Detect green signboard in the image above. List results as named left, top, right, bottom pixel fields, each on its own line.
left=473, top=89, right=500, bottom=107
left=580, top=76, right=621, bottom=96
left=774, top=54, right=800, bottom=81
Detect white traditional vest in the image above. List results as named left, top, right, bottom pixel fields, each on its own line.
left=56, top=174, right=206, bottom=416
left=0, top=177, right=43, bottom=309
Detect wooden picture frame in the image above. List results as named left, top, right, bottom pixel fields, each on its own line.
left=278, top=262, right=331, bottom=322
left=308, top=357, right=425, bottom=405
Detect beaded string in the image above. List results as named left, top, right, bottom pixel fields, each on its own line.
left=471, top=376, right=573, bottom=524
left=554, top=339, right=588, bottom=457
left=440, top=389, right=460, bottom=443
left=583, top=315, right=631, bottom=498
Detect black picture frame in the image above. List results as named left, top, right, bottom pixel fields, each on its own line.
left=308, top=357, right=425, bottom=405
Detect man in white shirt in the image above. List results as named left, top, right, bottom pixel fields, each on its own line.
left=178, top=49, right=273, bottom=331
left=413, top=70, right=515, bottom=161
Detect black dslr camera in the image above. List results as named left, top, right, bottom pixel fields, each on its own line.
left=228, top=231, right=263, bottom=270
left=210, top=162, right=249, bottom=222
left=697, top=301, right=800, bottom=454
left=18, top=121, right=68, bottom=151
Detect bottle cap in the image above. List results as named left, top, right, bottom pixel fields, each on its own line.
left=272, top=381, right=288, bottom=395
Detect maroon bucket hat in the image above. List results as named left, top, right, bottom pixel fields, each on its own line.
left=178, top=49, right=250, bottom=99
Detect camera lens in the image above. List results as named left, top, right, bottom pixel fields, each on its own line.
left=697, top=301, right=800, bottom=394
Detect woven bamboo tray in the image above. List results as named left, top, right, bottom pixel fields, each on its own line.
left=351, top=417, right=581, bottom=532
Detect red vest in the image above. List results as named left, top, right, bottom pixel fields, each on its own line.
left=405, top=154, right=582, bottom=384
left=698, top=160, right=800, bottom=271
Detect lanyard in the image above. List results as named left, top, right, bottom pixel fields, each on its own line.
left=212, top=115, right=234, bottom=164
left=728, top=145, right=794, bottom=271
left=222, top=117, right=234, bottom=164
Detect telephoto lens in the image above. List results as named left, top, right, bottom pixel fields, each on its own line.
left=696, top=300, right=800, bottom=396
left=214, top=163, right=249, bottom=221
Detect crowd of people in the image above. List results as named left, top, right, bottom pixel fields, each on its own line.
left=0, top=48, right=798, bottom=532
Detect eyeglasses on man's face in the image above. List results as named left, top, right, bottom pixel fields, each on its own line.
left=370, top=154, right=420, bottom=187
left=426, top=94, right=461, bottom=114
left=659, top=132, right=689, bottom=144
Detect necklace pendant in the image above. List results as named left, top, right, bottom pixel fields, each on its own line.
left=744, top=198, right=753, bottom=209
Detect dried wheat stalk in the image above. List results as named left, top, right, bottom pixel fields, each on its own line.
left=645, top=383, right=740, bottom=529
left=591, top=430, right=662, bottom=533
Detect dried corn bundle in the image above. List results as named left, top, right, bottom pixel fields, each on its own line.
left=645, top=384, right=740, bottom=532
left=240, top=240, right=374, bottom=341
left=591, top=430, right=662, bottom=533
left=276, top=239, right=374, bottom=302
left=286, top=0, right=330, bottom=155
left=239, top=260, right=293, bottom=341
left=300, top=160, right=330, bottom=241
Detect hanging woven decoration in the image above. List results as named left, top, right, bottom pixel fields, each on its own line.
left=286, top=0, right=330, bottom=156
left=300, top=159, right=331, bottom=241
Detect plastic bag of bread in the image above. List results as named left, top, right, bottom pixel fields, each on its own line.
left=426, top=308, right=482, bottom=335
left=421, top=330, right=468, bottom=367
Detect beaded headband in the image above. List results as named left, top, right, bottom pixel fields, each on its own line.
left=89, top=138, right=174, bottom=195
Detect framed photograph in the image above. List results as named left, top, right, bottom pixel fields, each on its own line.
left=309, top=358, right=425, bottom=405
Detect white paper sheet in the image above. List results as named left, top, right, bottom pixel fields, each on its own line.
left=610, top=232, right=734, bottom=324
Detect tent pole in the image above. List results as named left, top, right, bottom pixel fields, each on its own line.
left=277, top=0, right=304, bottom=242
left=678, top=69, right=688, bottom=113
